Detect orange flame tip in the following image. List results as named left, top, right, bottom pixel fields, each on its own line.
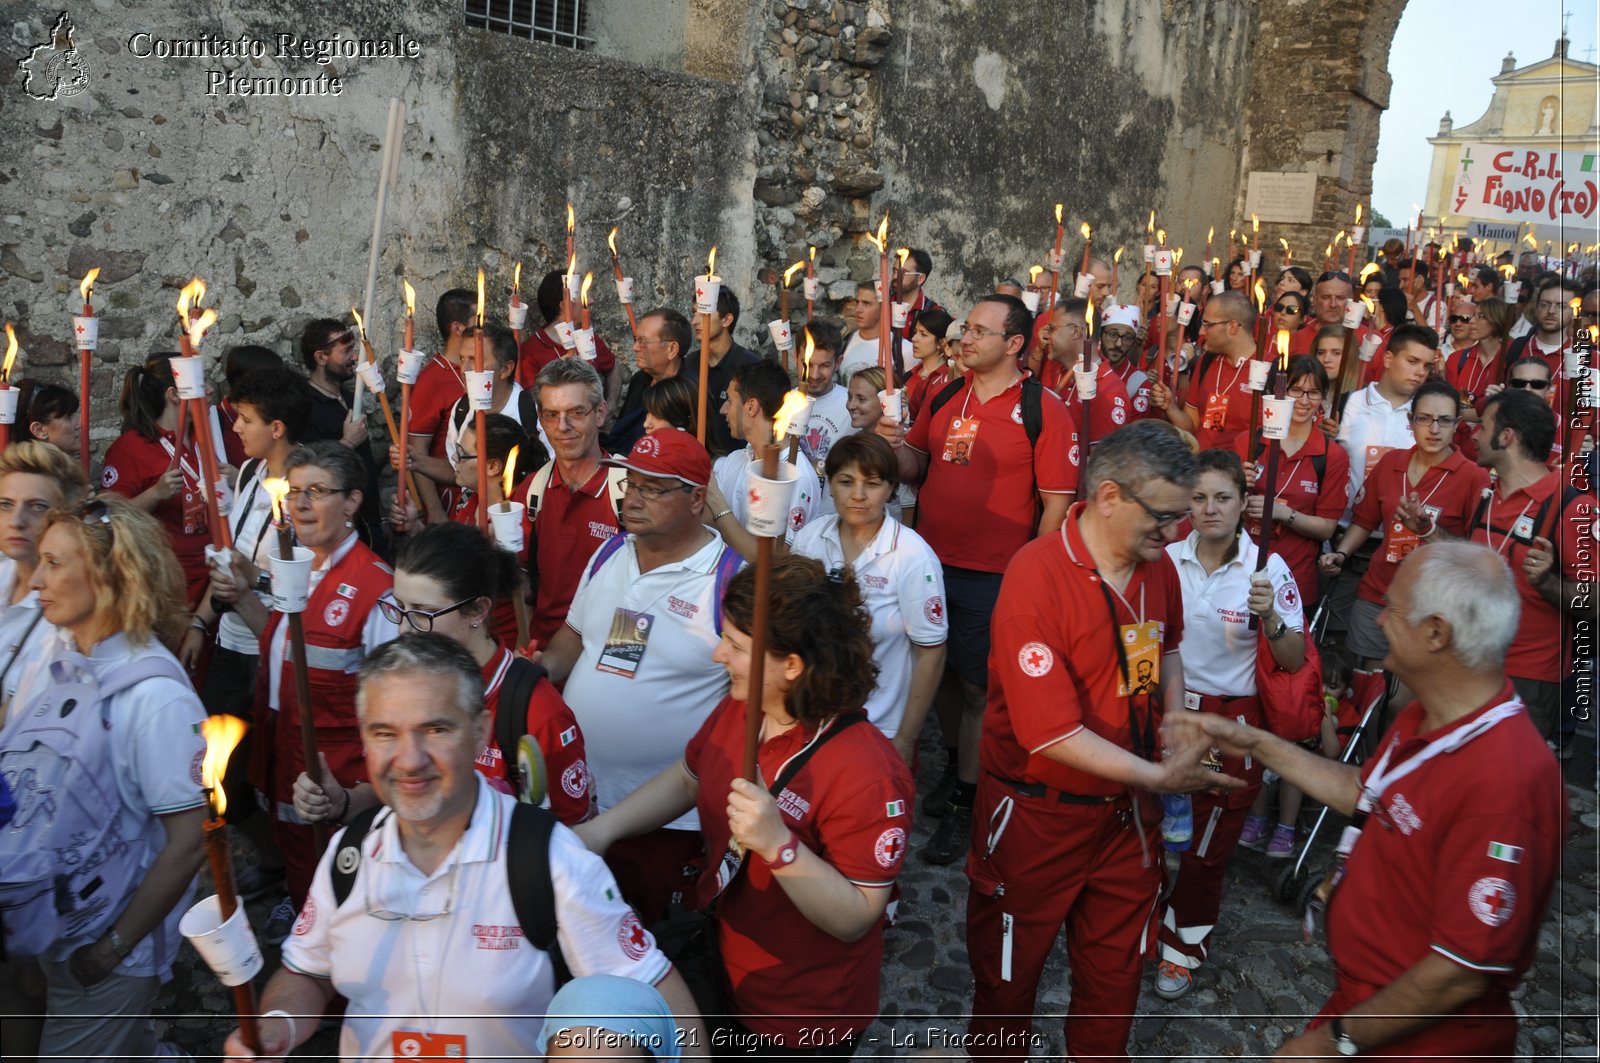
left=773, top=390, right=812, bottom=440
left=503, top=446, right=519, bottom=500
left=402, top=279, right=416, bottom=316
left=79, top=267, right=100, bottom=303
left=783, top=261, right=805, bottom=286
left=263, top=477, right=290, bottom=524
left=607, top=227, right=619, bottom=257
left=201, top=715, right=248, bottom=818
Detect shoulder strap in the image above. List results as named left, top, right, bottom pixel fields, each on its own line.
left=1468, top=484, right=1495, bottom=533
left=586, top=531, right=630, bottom=580
left=605, top=467, right=628, bottom=520
left=526, top=463, right=557, bottom=516
left=1193, top=348, right=1222, bottom=403
left=498, top=656, right=549, bottom=796
left=710, top=544, right=746, bottom=635
left=95, top=652, right=192, bottom=701
left=0, top=609, right=46, bottom=693
left=1020, top=377, right=1044, bottom=450
left=517, top=390, right=539, bottom=431
left=1312, top=451, right=1326, bottom=482
left=451, top=397, right=468, bottom=433
left=507, top=802, right=570, bottom=987
left=329, top=805, right=383, bottom=908
left=767, top=711, right=867, bottom=796
left=926, top=376, right=968, bottom=418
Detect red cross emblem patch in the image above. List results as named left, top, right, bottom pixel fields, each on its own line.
left=924, top=595, right=945, bottom=625
left=617, top=911, right=651, bottom=959
left=874, top=827, right=906, bottom=869
left=1018, top=641, right=1054, bottom=677
left=1468, top=876, right=1515, bottom=927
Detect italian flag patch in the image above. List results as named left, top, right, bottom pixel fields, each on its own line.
left=1486, top=841, right=1523, bottom=864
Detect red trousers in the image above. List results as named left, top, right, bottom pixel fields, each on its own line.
left=1155, top=788, right=1259, bottom=969
left=965, top=774, right=1162, bottom=1063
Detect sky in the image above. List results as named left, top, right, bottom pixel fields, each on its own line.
left=1371, top=0, right=1599, bottom=226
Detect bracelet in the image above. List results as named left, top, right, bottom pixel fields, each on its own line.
left=333, top=786, right=352, bottom=824
left=1330, top=550, right=1347, bottom=561
left=263, top=1010, right=298, bottom=1049
left=190, top=616, right=209, bottom=633
left=710, top=509, right=732, bottom=523
left=1285, top=509, right=1296, bottom=527
left=107, top=927, right=133, bottom=959
left=759, top=829, right=801, bottom=870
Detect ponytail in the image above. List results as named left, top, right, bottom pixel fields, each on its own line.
left=120, top=356, right=177, bottom=442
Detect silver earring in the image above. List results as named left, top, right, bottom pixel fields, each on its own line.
left=344, top=520, right=354, bottom=528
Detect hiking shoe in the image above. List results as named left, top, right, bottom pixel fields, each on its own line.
left=1153, top=960, right=1194, bottom=1001
left=924, top=765, right=960, bottom=819
left=920, top=807, right=970, bottom=865
left=261, top=896, right=298, bottom=946
left=1238, top=814, right=1269, bottom=851
left=1265, top=823, right=1297, bottom=859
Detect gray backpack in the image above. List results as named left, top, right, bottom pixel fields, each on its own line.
left=0, top=648, right=191, bottom=960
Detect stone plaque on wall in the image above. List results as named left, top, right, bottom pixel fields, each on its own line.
left=1245, top=171, right=1318, bottom=223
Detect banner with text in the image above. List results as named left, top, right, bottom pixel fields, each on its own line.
left=1449, top=143, right=1600, bottom=225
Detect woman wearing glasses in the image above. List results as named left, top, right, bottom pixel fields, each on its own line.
left=1445, top=297, right=1515, bottom=461
left=1272, top=291, right=1309, bottom=337
left=0, top=495, right=205, bottom=1062
left=1320, top=380, right=1490, bottom=675
left=248, top=441, right=398, bottom=914
left=290, top=521, right=594, bottom=829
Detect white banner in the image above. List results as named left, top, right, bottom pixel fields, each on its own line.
left=1448, top=143, right=1600, bottom=226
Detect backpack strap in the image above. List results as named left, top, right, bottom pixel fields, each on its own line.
left=525, top=463, right=557, bottom=518
left=329, top=805, right=383, bottom=909
left=497, top=657, right=549, bottom=799
left=605, top=467, right=628, bottom=522
left=506, top=802, right=570, bottom=987
left=586, top=532, right=631, bottom=581
left=710, top=544, right=746, bottom=635
left=93, top=652, right=193, bottom=701
left=1192, top=349, right=1222, bottom=408
left=1020, top=376, right=1044, bottom=450
left=926, top=376, right=968, bottom=418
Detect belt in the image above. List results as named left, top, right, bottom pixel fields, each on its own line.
left=1184, top=691, right=1261, bottom=714
left=992, top=775, right=1120, bottom=805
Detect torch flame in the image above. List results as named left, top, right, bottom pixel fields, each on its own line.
left=1156, top=228, right=1167, bottom=247
left=1279, top=237, right=1290, bottom=253
left=801, top=328, right=815, bottom=378
left=201, top=715, right=248, bottom=818
left=566, top=203, right=575, bottom=234
left=1457, top=273, right=1468, bottom=288
left=503, top=446, right=520, bottom=500
left=1573, top=297, right=1583, bottom=319
left=79, top=267, right=100, bottom=304
left=1173, top=248, right=1184, bottom=266
left=2, top=323, right=17, bottom=380
left=403, top=279, right=416, bottom=317
left=707, top=246, right=717, bottom=277
left=808, top=245, right=816, bottom=263
left=773, top=390, right=812, bottom=441
left=188, top=308, right=218, bottom=348
left=1335, top=230, right=1346, bottom=247
left=1324, top=244, right=1333, bottom=259
left=783, top=261, right=805, bottom=287
left=1028, top=265, right=1044, bottom=283
left=1080, top=222, right=1091, bottom=241
left=177, top=277, right=207, bottom=320
left=1361, top=295, right=1375, bottom=318
left=1252, top=214, right=1260, bottom=233
left=1147, top=211, right=1155, bottom=233
left=1253, top=278, right=1266, bottom=312
left=1501, top=264, right=1515, bottom=279
left=867, top=212, right=889, bottom=253
left=513, top=261, right=522, bottom=292
left=1354, top=203, right=1363, bottom=224
left=580, top=271, right=594, bottom=307
left=1113, top=247, right=1124, bottom=264
left=1359, top=262, right=1381, bottom=283
left=350, top=306, right=366, bottom=341
left=897, top=248, right=910, bottom=271
left=476, top=269, right=486, bottom=326
left=1085, top=296, right=1095, bottom=338
left=263, top=477, right=290, bottom=524
left=607, top=226, right=619, bottom=257
left=1207, top=225, right=1214, bottom=242
left=1276, top=328, right=1290, bottom=369
left=1524, top=233, right=1538, bottom=248
left=1055, top=203, right=1063, bottom=225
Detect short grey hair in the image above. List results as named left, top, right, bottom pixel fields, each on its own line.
left=535, top=357, right=604, bottom=410
left=1083, top=420, right=1198, bottom=499
left=285, top=439, right=365, bottom=493
left=1404, top=542, right=1520, bottom=670
left=356, top=632, right=485, bottom=721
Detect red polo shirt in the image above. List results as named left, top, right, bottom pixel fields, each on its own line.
left=101, top=427, right=211, bottom=602
left=905, top=375, right=1079, bottom=573
left=1185, top=349, right=1259, bottom=450
left=407, top=352, right=466, bottom=460
left=1352, top=448, right=1491, bottom=605
left=980, top=504, right=1185, bottom=796
left=1041, top=357, right=1132, bottom=444
left=516, top=329, right=616, bottom=388
left=903, top=362, right=952, bottom=425
left=683, top=696, right=913, bottom=1046
left=1232, top=429, right=1351, bottom=601
left=1110, top=358, right=1162, bottom=421
left=1522, top=333, right=1568, bottom=377
left=1289, top=320, right=1373, bottom=357
left=475, top=644, right=593, bottom=825
left=529, top=465, right=621, bottom=645
left=1320, top=686, right=1564, bottom=1060
left=1470, top=471, right=1597, bottom=682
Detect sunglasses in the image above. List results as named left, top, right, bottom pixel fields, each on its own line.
left=1273, top=303, right=1305, bottom=314
left=1508, top=378, right=1550, bottom=391
left=1448, top=315, right=1474, bottom=325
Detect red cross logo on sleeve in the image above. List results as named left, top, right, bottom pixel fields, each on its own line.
left=1018, top=641, right=1055, bottom=677
left=1468, top=876, right=1516, bottom=927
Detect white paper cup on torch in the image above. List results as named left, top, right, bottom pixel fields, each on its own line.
left=355, top=361, right=384, bottom=394
left=744, top=460, right=800, bottom=539
left=1261, top=397, right=1295, bottom=440
left=566, top=274, right=582, bottom=304
left=891, top=302, right=910, bottom=329
left=396, top=349, right=428, bottom=385
left=73, top=316, right=98, bottom=350
left=1047, top=250, right=1065, bottom=272
left=1342, top=300, right=1366, bottom=329
left=1143, top=244, right=1156, bottom=264
left=169, top=356, right=207, bottom=401
left=1349, top=226, right=1366, bottom=248
left=553, top=320, right=577, bottom=350
left=180, top=896, right=264, bottom=988
left=878, top=389, right=902, bottom=423
left=767, top=320, right=794, bottom=352
left=0, top=388, right=17, bottom=426
left=465, top=370, right=495, bottom=411
left=1073, top=367, right=1097, bottom=400
left=803, top=277, right=820, bottom=302
left=507, top=303, right=529, bottom=331
left=573, top=328, right=598, bottom=362
left=1565, top=348, right=1587, bottom=378
left=1070, top=272, right=1091, bottom=298
left=1177, top=302, right=1196, bottom=327
left=1166, top=293, right=1182, bottom=315
left=1503, top=280, right=1521, bottom=302
left=1211, top=279, right=1226, bottom=294
left=1249, top=250, right=1262, bottom=270
left=1020, top=290, right=1041, bottom=314
left=489, top=501, right=526, bottom=553
left=615, top=277, right=635, bottom=305
left=1583, top=367, right=1600, bottom=409
left=695, top=275, right=722, bottom=315
left=1154, top=251, right=1173, bottom=277
left=1359, top=332, right=1382, bottom=362
left=1247, top=359, right=1272, bottom=392
left=270, top=545, right=314, bottom=613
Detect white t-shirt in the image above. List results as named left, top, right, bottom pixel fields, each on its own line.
left=9, top=631, right=207, bottom=980
left=0, top=558, right=53, bottom=706
left=1167, top=534, right=1305, bottom=698
left=444, top=382, right=550, bottom=468
left=563, top=532, right=739, bottom=829
left=839, top=331, right=913, bottom=381
left=1335, top=383, right=1416, bottom=522
left=218, top=461, right=280, bottom=655
left=711, top=444, right=822, bottom=545
left=790, top=516, right=946, bottom=737
left=282, top=775, right=671, bottom=1061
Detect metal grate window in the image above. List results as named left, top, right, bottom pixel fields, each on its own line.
left=464, top=0, right=593, bottom=49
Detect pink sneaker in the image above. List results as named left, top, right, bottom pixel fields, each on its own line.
left=1265, top=823, right=1297, bottom=859
left=1238, top=815, right=1269, bottom=851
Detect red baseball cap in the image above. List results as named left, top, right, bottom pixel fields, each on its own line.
left=601, top=428, right=712, bottom=487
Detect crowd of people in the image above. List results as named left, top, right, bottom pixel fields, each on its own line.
left=0, top=234, right=1592, bottom=1062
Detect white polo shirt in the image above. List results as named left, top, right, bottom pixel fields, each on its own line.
left=563, top=531, right=738, bottom=829
left=0, top=558, right=53, bottom=705
left=790, top=515, right=946, bottom=738
left=711, top=445, right=822, bottom=545
left=1335, top=383, right=1416, bottom=521
left=282, top=775, right=671, bottom=1061
left=1167, top=534, right=1305, bottom=698
left=218, top=462, right=280, bottom=655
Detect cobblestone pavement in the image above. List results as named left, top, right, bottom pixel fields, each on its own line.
left=155, top=726, right=1600, bottom=1061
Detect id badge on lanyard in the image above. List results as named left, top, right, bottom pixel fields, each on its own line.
left=595, top=608, right=654, bottom=678
left=1202, top=392, right=1229, bottom=432
left=942, top=416, right=979, bottom=464
left=392, top=1031, right=467, bottom=1059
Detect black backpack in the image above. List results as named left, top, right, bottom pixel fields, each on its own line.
left=926, top=375, right=1046, bottom=450
left=1468, top=482, right=1584, bottom=569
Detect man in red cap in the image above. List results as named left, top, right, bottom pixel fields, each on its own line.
left=535, top=429, right=743, bottom=924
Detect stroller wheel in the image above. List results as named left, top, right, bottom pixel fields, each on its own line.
left=1296, top=872, right=1323, bottom=916
left=1274, top=861, right=1309, bottom=903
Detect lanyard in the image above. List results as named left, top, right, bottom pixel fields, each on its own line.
left=1484, top=492, right=1537, bottom=557
left=1060, top=519, right=1158, bottom=758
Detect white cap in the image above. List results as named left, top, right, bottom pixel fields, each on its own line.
left=1103, top=304, right=1141, bottom=331
left=946, top=318, right=964, bottom=341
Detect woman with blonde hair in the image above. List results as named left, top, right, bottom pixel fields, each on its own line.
left=0, top=494, right=206, bottom=1062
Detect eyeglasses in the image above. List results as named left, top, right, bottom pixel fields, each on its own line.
left=285, top=484, right=348, bottom=503
left=1200, top=319, right=1235, bottom=330
left=1410, top=413, right=1459, bottom=429
left=619, top=477, right=695, bottom=502
left=377, top=596, right=478, bottom=633
left=1508, top=378, right=1550, bottom=391
left=1287, top=388, right=1325, bottom=400
left=960, top=323, right=1011, bottom=340
left=1448, top=315, right=1474, bottom=325
left=1116, top=483, right=1188, bottom=528
left=537, top=405, right=596, bottom=426
left=365, top=857, right=460, bottom=922
left=1101, top=331, right=1136, bottom=345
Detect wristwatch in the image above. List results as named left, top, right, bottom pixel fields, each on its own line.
left=1330, top=1016, right=1359, bottom=1056
left=1266, top=617, right=1290, bottom=641
left=254, top=571, right=273, bottom=595
left=760, top=829, right=801, bottom=870
left=107, top=928, right=134, bottom=960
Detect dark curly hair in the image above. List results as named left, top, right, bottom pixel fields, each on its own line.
left=720, top=554, right=879, bottom=725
